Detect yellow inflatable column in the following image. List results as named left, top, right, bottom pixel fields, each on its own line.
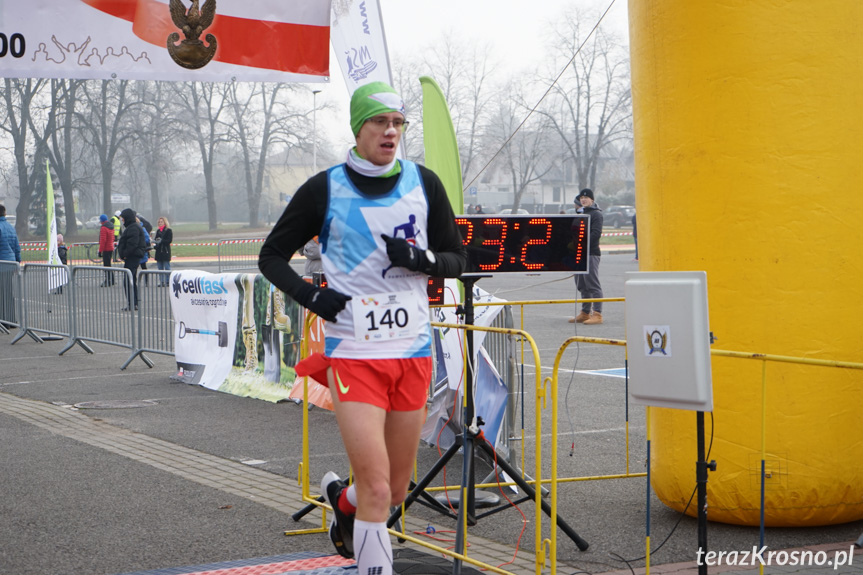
left=629, top=0, right=863, bottom=526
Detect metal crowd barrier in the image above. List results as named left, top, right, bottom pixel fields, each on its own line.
left=6, top=263, right=170, bottom=369
left=0, top=260, right=22, bottom=334
left=126, top=269, right=174, bottom=369
left=217, top=237, right=265, bottom=272
left=58, top=265, right=135, bottom=360
left=10, top=263, right=74, bottom=345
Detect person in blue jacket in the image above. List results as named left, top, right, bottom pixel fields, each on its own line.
left=0, top=204, right=21, bottom=263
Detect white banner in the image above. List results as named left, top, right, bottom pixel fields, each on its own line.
left=171, top=270, right=241, bottom=390
left=330, top=0, right=392, bottom=95
left=0, top=0, right=331, bottom=82
left=170, top=271, right=305, bottom=403
left=421, top=279, right=507, bottom=448
left=45, top=163, right=68, bottom=291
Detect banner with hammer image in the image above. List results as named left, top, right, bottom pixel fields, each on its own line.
left=169, top=270, right=303, bottom=403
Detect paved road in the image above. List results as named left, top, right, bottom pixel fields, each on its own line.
left=1, top=251, right=861, bottom=575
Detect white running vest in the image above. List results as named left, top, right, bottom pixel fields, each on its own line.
left=321, top=161, right=432, bottom=359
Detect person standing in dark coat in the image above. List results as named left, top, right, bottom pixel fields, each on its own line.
left=569, top=188, right=604, bottom=325
left=117, top=208, right=145, bottom=310
left=154, top=216, right=173, bottom=287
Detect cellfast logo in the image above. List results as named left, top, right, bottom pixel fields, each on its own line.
left=172, top=273, right=227, bottom=298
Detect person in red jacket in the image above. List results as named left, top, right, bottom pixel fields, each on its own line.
left=98, top=214, right=115, bottom=286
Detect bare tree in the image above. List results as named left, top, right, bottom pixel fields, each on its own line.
left=486, top=81, right=556, bottom=212
left=173, top=81, right=230, bottom=230
left=539, top=8, right=632, bottom=191
left=419, top=34, right=497, bottom=185
left=42, top=79, right=87, bottom=238
left=225, top=82, right=307, bottom=227
left=129, top=81, right=181, bottom=220
left=76, top=80, right=139, bottom=215
left=0, top=78, right=47, bottom=235
left=393, top=34, right=498, bottom=185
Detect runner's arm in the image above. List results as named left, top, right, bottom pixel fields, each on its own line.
left=258, top=173, right=327, bottom=304
left=420, top=165, right=467, bottom=278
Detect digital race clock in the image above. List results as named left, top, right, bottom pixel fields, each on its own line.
left=426, top=214, right=591, bottom=304
left=456, top=215, right=589, bottom=274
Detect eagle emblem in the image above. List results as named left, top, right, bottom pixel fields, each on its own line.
left=167, top=0, right=218, bottom=70
left=647, top=329, right=668, bottom=355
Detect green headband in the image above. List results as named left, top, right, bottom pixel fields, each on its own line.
left=350, top=81, right=406, bottom=135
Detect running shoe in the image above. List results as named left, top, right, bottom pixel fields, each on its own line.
left=321, top=471, right=354, bottom=559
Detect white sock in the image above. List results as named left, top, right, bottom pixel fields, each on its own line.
left=353, top=519, right=392, bottom=575
left=346, top=483, right=358, bottom=508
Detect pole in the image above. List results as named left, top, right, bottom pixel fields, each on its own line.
left=697, top=411, right=708, bottom=575
left=312, top=89, right=322, bottom=175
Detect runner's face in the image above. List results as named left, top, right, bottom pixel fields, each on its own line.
left=355, top=112, right=403, bottom=166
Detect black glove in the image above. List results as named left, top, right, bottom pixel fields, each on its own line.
left=300, top=286, right=352, bottom=323
left=381, top=234, right=429, bottom=272
left=97, top=251, right=102, bottom=257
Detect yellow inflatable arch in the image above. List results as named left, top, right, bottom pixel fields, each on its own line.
left=629, top=0, right=863, bottom=526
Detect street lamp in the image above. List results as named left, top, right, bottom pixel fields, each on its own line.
left=312, top=89, right=322, bottom=175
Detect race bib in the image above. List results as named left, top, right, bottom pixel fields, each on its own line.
left=351, top=290, right=419, bottom=342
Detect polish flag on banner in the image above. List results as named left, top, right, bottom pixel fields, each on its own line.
left=0, top=0, right=331, bottom=83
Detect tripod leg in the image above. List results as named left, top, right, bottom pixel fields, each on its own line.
left=477, top=440, right=589, bottom=551
left=292, top=495, right=325, bottom=522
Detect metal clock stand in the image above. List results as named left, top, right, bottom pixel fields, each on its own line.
left=387, top=275, right=589, bottom=574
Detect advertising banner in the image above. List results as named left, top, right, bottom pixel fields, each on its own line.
left=0, top=0, right=331, bottom=82
left=330, top=0, right=392, bottom=94
left=170, top=271, right=303, bottom=403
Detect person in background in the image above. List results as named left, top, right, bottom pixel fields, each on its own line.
left=56, top=234, right=68, bottom=265
left=258, top=81, right=466, bottom=575
left=54, top=234, right=68, bottom=294
left=111, top=210, right=122, bottom=262
left=137, top=217, right=152, bottom=286
left=0, top=204, right=22, bottom=325
left=632, top=211, right=638, bottom=262
left=0, top=204, right=21, bottom=263
left=474, top=204, right=485, bottom=214
left=117, top=208, right=145, bottom=311
left=302, top=236, right=322, bottom=277
left=154, top=216, right=173, bottom=287
left=98, top=214, right=115, bottom=286
left=138, top=214, right=153, bottom=235
left=569, top=188, right=604, bottom=325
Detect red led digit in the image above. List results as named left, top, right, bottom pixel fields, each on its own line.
left=574, top=218, right=587, bottom=265
left=455, top=217, right=473, bottom=246
left=480, top=218, right=507, bottom=271
left=427, top=277, right=445, bottom=305
left=520, top=218, right=552, bottom=270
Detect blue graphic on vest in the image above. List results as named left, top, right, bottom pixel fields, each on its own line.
left=345, top=45, right=378, bottom=82
left=382, top=215, right=420, bottom=278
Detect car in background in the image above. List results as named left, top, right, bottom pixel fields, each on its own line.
left=499, top=208, right=530, bottom=215
left=84, top=215, right=103, bottom=230
left=603, top=205, right=635, bottom=229
left=57, top=215, right=84, bottom=231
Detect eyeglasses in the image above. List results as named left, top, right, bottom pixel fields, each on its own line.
left=365, top=116, right=409, bottom=132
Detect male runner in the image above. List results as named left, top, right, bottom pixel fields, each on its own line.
left=258, top=82, right=466, bottom=575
